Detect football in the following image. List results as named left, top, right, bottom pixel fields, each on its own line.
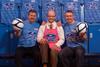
left=76, top=22, right=88, bottom=34
left=12, top=18, right=24, bottom=30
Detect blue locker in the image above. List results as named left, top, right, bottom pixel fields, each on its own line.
left=38, top=0, right=42, bottom=22
left=38, top=0, right=42, bottom=7
left=0, top=0, right=1, bottom=23
left=21, top=0, right=39, bottom=21
left=1, top=0, right=19, bottom=25
left=9, top=33, right=18, bottom=56
left=0, top=23, right=12, bottom=56
left=1, top=0, right=21, bottom=56
left=42, top=0, right=61, bottom=21
left=62, top=0, right=82, bottom=23
left=84, top=0, right=100, bottom=23
left=88, top=23, right=100, bottom=53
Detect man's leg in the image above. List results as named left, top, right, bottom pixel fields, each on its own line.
left=39, top=43, right=49, bottom=67
left=59, top=47, right=73, bottom=67
left=57, top=54, right=63, bottom=67
left=50, top=49, right=58, bottom=67
left=32, top=46, right=41, bottom=67
left=75, top=46, right=85, bottom=67
left=15, top=47, right=25, bottom=67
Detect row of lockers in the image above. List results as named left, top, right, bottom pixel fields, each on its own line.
left=0, top=0, right=100, bottom=56
left=0, top=0, right=100, bottom=26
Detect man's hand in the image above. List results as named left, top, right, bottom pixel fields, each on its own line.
left=79, top=32, right=87, bottom=40
left=57, top=21, right=62, bottom=26
left=41, top=21, right=46, bottom=25
left=13, top=26, right=21, bottom=37
left=39, top=38, right=48, bottom=45
left=51, top=45, right=61, bottom=52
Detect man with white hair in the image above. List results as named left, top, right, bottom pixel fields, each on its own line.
left=37, top=9, right=64, bottom=67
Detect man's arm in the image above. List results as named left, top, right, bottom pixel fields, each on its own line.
left=56, top=26, right=65, bottom=47
left=37, top=25, right=48, bottom=45
left=37, top=25, right=44, bottom=42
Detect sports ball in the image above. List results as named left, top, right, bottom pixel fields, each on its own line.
left=12, top=18, right=24, bottom=29
left=76, top=22, right=88, bottom=33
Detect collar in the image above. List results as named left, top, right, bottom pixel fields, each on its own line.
left=46, top=21, right=57, bottom=29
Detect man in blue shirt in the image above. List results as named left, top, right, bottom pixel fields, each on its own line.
left=58, top=10, right=87, bottom=67
left=13, top=10, right=41, bottom=67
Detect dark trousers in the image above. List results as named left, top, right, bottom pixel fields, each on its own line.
left=15, top=45, right=41, bottom=67
left=58, top=46, right=85, bottom=67
left=39, top=44, right=58, bottom=67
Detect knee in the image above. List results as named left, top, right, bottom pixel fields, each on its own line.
left=58, top=52, right=63, bottom=58
left=58, top=50, right=68, bottom=59
left=60, top=47, right=72, bottom=57
left=76, top=49, right=85, bottom=57
left=58, top=52, right=64, bottom=61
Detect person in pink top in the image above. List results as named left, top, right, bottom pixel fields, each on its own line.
left=37, top=9, right=64, bottom=67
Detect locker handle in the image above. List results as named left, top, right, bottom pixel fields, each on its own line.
left=90, top=33, right=93, bottom=39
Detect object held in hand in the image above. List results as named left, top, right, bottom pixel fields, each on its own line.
left=12, top=18, right=24, bottom=30
left=76, top=22, right=88, bottom=34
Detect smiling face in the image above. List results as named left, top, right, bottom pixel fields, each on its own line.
left=47, top=10, right=56, bottom=23
left=28, top=10, right=37, bottom=23
left=64, top=11, right=75, bottom=24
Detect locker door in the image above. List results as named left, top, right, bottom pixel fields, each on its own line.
left=1, top=0, right=19, bottom=25
left=62, top=0, right=82, bottom=24
left=0, top=24, right=12, bottom=56
left=88, top=23, right=100, bottom=53
left=21, top=0, right=39, bottom=21
left=0, top=0, right=1, bottom=23
left=42, top=0, right=61, bottom=21
left=84, top=0, right=100, bottom=23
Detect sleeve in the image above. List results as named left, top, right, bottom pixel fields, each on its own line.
left=37, top=25, right=45, bottom=42
left=56, top=26, right=65, bottom=47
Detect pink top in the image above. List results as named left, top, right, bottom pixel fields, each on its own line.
left=43, top=26, right=61, bottom=51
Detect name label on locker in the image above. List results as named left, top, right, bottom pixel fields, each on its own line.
left=31, top=0, right=35, bottom=3
left=10, top=0, right=15, bottom=2
left=51, top=0, right=56, bottom=2
left=73, top=0, right=78, bottom=2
